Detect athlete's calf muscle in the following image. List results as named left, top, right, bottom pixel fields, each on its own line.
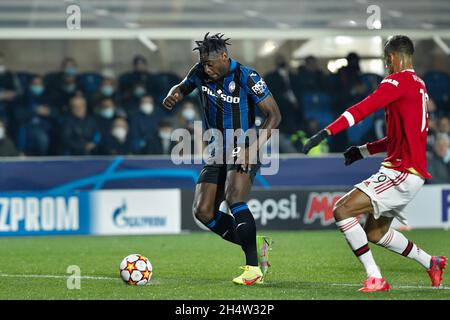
left=225, top=171, right=252, bottom=204
left=193, top=183, right=220, bottom=223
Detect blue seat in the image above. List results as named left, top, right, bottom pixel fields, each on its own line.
left=347, top=115, right=375, bottom=145
left=16, top=71, right=36, bottom=91
left=424, top=71, right=450, bottom=110
left=302, top=92, right=333, bottom=128
left=154, top=72, right=182, bottom=104
left=361, top=73, right=383, bottom=94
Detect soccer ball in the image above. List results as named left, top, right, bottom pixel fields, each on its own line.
left=119, top=254, right=153, bottom=285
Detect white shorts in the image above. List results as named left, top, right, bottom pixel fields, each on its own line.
left=355, top=166, right=424, bottom=225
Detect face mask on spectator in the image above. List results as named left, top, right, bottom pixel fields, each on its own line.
left=100, top=108, right=115, bottom=119
left=182, top=108, right=196, bottom=121
left=140, top=103, right=154, bottom=115
left=101, top=85, right=114, bottom=96
left=159, top=129, right=172, bottom=140
left=30, top=85, right=44, bottom=96
left=64, top=66, right=77, bottom=76
left=112, top=127, right=127, bottom=142
left=134, top=87, right=146, bottom=97
left=444, top=150, right=450, bottom=164
left=0, top=127, right=4, bottom=140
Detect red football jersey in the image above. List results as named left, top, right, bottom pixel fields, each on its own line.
left=327, top=69, right=431, bottom=179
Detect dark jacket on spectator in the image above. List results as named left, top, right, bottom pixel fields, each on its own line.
left=98, top=134, right=133, bottom=155
left=129, top=110, right=160, bottom=154
left=0, top=136, right=18, bottom=156
left=61, top=115, right=99, bottom=155
left=427, top=151, right=450, bottom=184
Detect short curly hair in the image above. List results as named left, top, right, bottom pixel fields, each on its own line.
left=193, top=32, right=231, bottom=57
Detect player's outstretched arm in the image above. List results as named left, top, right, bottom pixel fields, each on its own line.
left=303, top=75, right=404, bottom=155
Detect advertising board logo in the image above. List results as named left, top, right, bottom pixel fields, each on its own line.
left=304, top=192, right=344, bottom=225
left=248, top=194, right=299, bottom=226
left=0, top=196, right=79, bottom=232
left=112, top=201, right=167, bottom=228
left=442, top=189, right=450, bottom=223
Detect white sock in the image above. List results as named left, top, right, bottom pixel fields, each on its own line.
left=377, top=229, right=432, bottom=269
left=336, top=217, right=382, bottom=278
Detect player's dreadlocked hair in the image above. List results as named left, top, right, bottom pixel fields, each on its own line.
left=384, top=35, right=414, bottom=57
left=193, top=32, right=231, bottom=57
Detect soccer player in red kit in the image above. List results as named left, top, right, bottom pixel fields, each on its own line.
left=303, top=35, right=447, bottom=292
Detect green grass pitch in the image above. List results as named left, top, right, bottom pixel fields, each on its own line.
left=0, top=230, right=449, bottom=300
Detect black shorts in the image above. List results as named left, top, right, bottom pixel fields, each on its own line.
left=197, top=163, right=261, bottom=185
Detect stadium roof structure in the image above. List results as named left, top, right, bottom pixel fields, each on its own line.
left=0, top=0, right=449, bottom=39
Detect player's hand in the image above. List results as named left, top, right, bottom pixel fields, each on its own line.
left=302, top=129, right=329, bottom=154
left=233, top=147, right=254, bottom=174
left=343, top=146, right=363, bottom=166
left=163, top=92, right=181, bottom=110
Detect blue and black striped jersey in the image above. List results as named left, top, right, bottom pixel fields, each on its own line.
left=182, top=58, right=271, bottom=133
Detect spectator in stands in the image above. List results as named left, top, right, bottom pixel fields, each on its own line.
left=427, top=133, right=450, bottom=184
left=14, top=75, right=58, bottom=155
left=0, top=119, right=18, bottom=156
left=294, top=55, right=327, bottom=93
left=98, top=117, right=133, bottom=155
left=94, top=98, right=119, bottom=141
left=121, top=81, right=149, bottom=116
left=129, top=95, right=161, bottom=154
left=52, top=73, right=83, bottom=115
left=336, top=52, right=367, bottom=113
left=174, top=101, right=203, bottom=155
left=118, top=55, right=157, bottom=105
left=427, top=99, right=438, bottom=151
left=91, top=77, right=118, bottom=109
left=264, top=55, right=301, bottom=135
left=46, top=57, right=78, bottom=90
left=61, top=96, right=99, bottom=155
left=146, top=119, right=177, bottom=155
left=174, top=100, right=200, bottom=128
left=0, top=52, right=21, bottom=126
left=437, top=116, right=450, bottom=135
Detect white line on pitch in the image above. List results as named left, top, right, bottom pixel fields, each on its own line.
left=0, top=273, right=448, bottom=291
left=0, top=273, right=118, bottom=281
left=0, top=273, right=162, bottom=285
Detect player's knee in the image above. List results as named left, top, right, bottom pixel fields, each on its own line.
left=364, top=224, right=388, bottom=243
left=333, top=202, right=352, bottom=221
left=193, top=204, right=214, bottom=224
left=365, top=228, right=384, bottom=243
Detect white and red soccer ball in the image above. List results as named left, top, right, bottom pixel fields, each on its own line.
left=119, top=254, right=153, bottom=285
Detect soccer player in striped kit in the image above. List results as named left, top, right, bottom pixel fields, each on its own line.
left=163, top=33, right=281, bottom=285
left=303, top=35, right=446, bottom=292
